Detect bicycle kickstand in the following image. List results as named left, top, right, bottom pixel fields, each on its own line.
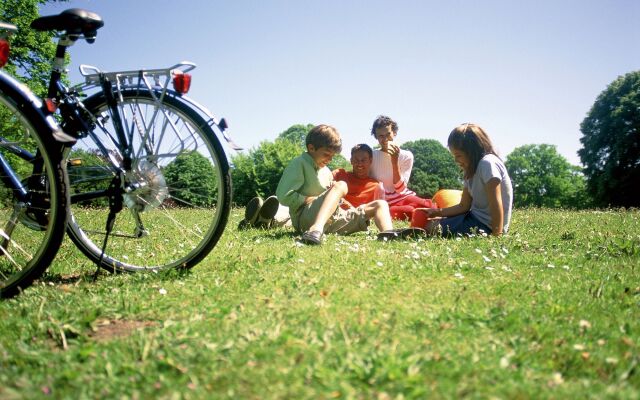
left=92, top=175, right=123, bottom=280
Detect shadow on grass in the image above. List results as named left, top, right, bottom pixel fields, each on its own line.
left=41, top=264, right=194, bottom=287
left=236, top=225, right=299, bottom=240
left=41, top=271, right=93, bottom=285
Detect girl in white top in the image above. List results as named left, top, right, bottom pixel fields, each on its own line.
left=368, top=115, right=435, bottom=220
left=423, top=123, right=513, bottom=236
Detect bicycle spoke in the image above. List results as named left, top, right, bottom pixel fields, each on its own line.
left=67, top=90, right=229, bottom=271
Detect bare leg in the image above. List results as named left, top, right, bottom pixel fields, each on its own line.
left=362, top=200, right=393, bottom=232
left=307, top=181, right=348, bottom=233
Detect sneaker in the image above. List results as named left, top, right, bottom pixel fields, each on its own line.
left=254, top=196, right=279, bottom=228
left=244, top=197, right=263, bottom=226
left=377, top=230, right=399, bottom=241
left=301, top=230, right=323, bottom=245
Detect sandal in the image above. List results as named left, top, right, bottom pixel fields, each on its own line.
left=301, top=230, right=323, bottom=245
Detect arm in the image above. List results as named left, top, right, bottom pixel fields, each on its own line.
left=276, top=160, right=307, bottom=211
left=387, top=145, right=413, bottom=192
left=424, top=187, right=472, bottom=218
left=389, top=144, right=402, bottom=187
left=373, top=182, right=385, bottom=201
left=485, top=178, right=504, bottom=236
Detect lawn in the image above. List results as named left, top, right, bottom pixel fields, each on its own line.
left=1, top=208, right=639, bottom=399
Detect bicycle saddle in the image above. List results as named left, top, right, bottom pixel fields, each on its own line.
left=30, top=8, right=103, bottom=38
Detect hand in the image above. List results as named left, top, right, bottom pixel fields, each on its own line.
left=422, top=208, right=441, bottom=218
left=305, top=196, right=317, bottom=205
left=385, top=142, right=400, bottom=160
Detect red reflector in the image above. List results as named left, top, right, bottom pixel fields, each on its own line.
left=172, top=73, right=191, bottom=94
left=44, top=98, right=58, bottom=113
left=0, top=39, right=10, bottom=68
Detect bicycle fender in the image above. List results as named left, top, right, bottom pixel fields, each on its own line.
left=0, top=70, right=75, bottom=145
left=173, top=93, right=243, bottom=151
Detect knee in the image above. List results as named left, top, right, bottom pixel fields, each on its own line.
left=332, top=181, right=348, bottom=195
left=372, top=199, right=389, bottom=211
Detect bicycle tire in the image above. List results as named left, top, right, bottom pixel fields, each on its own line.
left=0, top=72, right=68, bottom=298
left=66, top=89, right=231, bottom=272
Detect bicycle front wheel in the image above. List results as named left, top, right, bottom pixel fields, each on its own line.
left=66, top=89, right=231, bottom=272
left=0, top=75, right=68, bottom=298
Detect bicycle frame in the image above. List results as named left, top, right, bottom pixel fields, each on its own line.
left=0, top=70, right=69, bottom=201
left=46, top=60, right=239, bottom=207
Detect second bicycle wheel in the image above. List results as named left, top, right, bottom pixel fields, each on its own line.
left=66, top=89, right=231, bottom=272
left=0, top=74, right=68, bottom=298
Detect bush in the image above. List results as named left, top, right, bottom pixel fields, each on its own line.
left=164, top=151, right=219, bottom=207
left=402, top=139, right=462, bottom=198
left=506, top=144, right=590, bottom=208
left=231, top=125, right=349, bottom=206
left=231, top=138, right=301, bottom=206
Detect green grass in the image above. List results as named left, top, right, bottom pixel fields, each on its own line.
left=1, top=208, right=639, bottom=399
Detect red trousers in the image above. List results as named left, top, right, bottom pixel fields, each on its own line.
left=389, top=195, right=434, bottom=221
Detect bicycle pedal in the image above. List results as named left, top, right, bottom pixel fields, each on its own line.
left=68, top=158, right=82, bottom=166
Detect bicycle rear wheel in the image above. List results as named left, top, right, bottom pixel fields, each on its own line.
left=66, top=89, right=231, bottom=272
left=0, top=75, right=68, bottom=298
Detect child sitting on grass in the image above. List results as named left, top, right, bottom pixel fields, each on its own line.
left=421, top=123, right=513, bottom=236
left=276, top=124, right=422, bottom=245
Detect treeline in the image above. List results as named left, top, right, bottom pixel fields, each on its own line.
left=231, top=127, right=590, bottom=208
left=232, top=70, right=640, bottom=209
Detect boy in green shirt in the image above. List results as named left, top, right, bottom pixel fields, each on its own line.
left=276, top=124, right=422, bottom=245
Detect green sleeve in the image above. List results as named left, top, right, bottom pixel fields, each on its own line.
left=276, top=158, right=306, bottom=212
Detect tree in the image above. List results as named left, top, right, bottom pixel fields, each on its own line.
left=164, top=151, right=219, bottom=207
left=276, top=123, right=349, bottom=170
left=1, top=0, right=67, bottom=96
left=402, top=139, right=462, bottom=198
left=277, top=124, right=314, bottom=148
left=231, top=138, right=301, bottom=206
left=67, top=148, right=111, bottom=207
left=579, top=71, right=640, bottom=207
left=506, top=144, right=590, bottom=208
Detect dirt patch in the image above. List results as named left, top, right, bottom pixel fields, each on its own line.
left=90, top=319, right=157, bottom=342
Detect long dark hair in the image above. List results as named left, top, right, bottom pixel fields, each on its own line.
left=447, top=123, right=499, bottom=179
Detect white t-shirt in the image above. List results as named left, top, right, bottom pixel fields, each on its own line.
left=370, top=148, right=416, bottom=204
left=466, top=154, right=513, bottom=233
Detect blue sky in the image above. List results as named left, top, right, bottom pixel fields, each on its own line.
left=40, top=0, right=639, bottom=166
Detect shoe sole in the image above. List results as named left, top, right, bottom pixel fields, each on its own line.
left=245, top=197, right=263, bottom=225
left=398, top=227, right=426, bottom=238
left=259, top=196, right=279, bottom=219
left=254, top=196, right=279, bottom=228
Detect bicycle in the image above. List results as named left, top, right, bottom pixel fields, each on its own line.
left=1, top=8, right=234, bottom=297
left=32, top=9, right=234, bottom=273
left=0, top=22, right=71, bottom=298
